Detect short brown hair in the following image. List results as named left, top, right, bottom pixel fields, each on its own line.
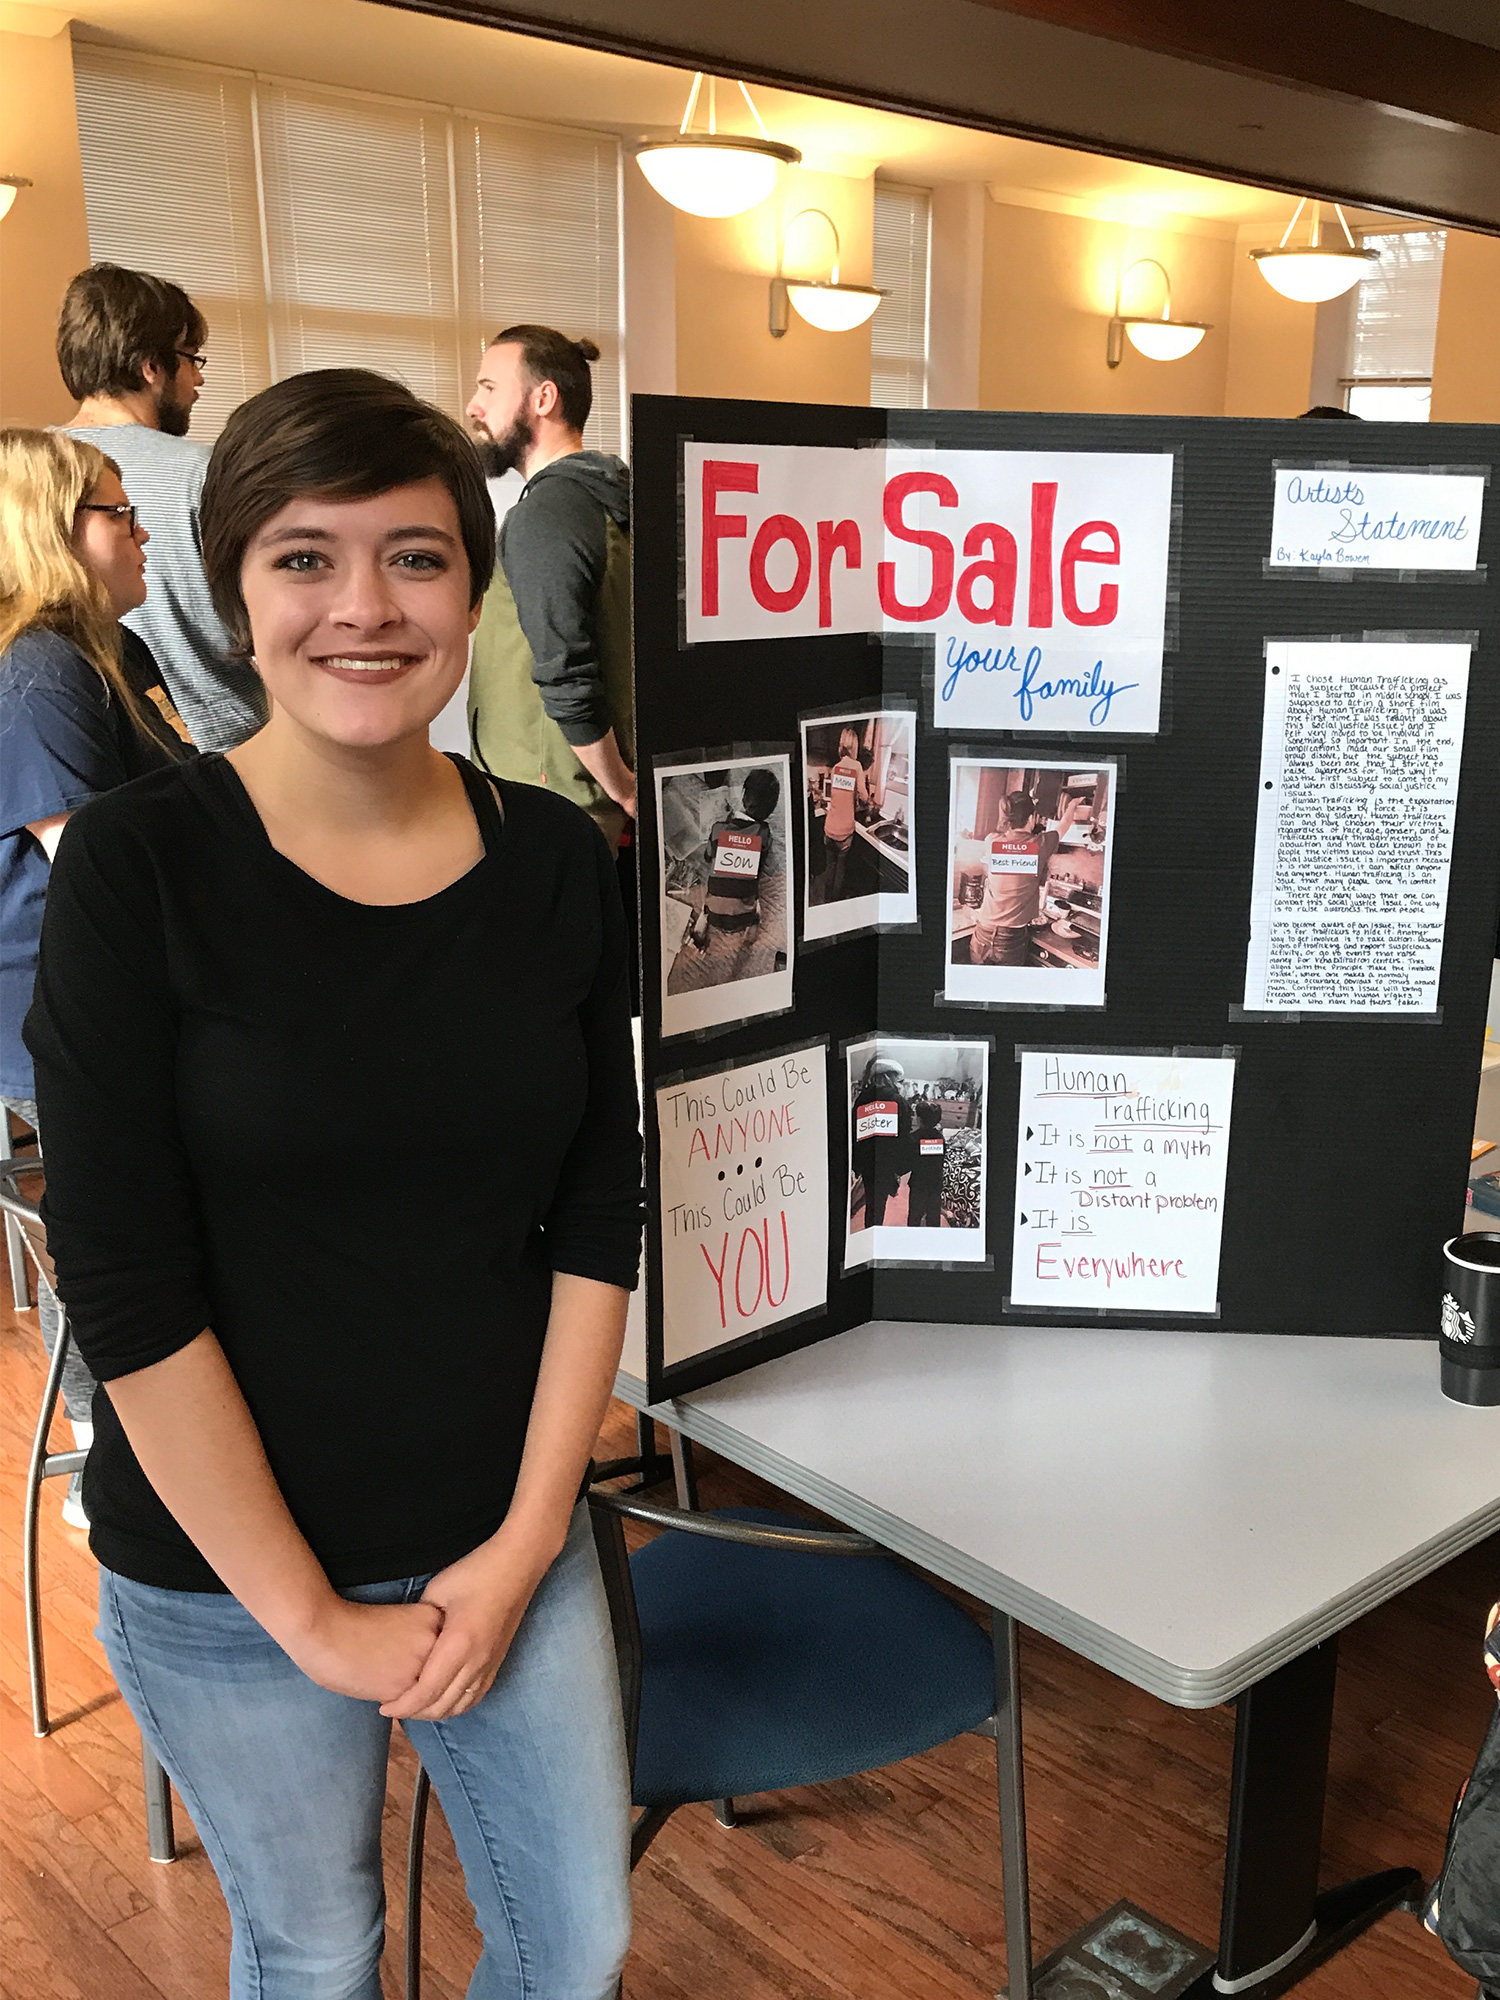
left=199, top=369, right=495, bottom=656
left=490, top=325, right=600, bottom=432
left=57, top=264, right=207, bottom=401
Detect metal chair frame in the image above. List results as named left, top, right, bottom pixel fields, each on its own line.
left=1, top=1107, right=34, bottom=1310
left=2, top=1158, right=176, bottom=1864
left=402, top=1467, right=1025, bottom=2000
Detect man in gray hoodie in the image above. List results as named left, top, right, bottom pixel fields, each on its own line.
left=465, top=327, right=634, bottom=850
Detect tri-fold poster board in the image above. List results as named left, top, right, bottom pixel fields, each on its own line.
left=631, top=396, right=1500, bottom=1402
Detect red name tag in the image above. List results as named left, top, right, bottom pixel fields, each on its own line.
left=713, top=830, right=763, bottom=879
left=856, top=1100, right=899, bottom=1141
left=831, top=771, right=856, bottom=792
left=919, top=1137, right=945, bottom=1156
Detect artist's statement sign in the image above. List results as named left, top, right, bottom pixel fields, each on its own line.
left=683, top=444, right=1175, bottom=735
left=1269, top=468, right=1485, bottom=571
left=656, top=1044, right=829, bottom=1365
left=1009, top=1050, right=1235, bottom=1316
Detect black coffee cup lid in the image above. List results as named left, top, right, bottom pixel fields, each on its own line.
left=1444, top=1233, right=1500, bottom=1272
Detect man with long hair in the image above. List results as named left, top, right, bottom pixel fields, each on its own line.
left=60, top=264, right=265, bottom=750
left=465, top=327, right=634, bottom=851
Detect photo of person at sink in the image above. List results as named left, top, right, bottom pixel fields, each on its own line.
left=945, top=758, right=1115, bottom=1010
left=801, top=708, right=917, bottom=942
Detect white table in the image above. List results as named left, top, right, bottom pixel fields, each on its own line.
left=616, top=1320, right=1500, bottom=1998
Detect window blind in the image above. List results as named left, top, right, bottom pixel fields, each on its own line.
left=871, top=182, right=931, bottom=410
left=72, top=47, right=271, bottom=436
left=258, top=81, right=461, bottom=412
left=456, top=115, right=623, bottom=456
left=1348, top=231, right=1446, bottom=384
left=72, top=44, right=624, bottom=451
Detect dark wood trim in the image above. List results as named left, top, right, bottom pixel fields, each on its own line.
left=964, top=0, right=1500, bottom=138
left=379, top=0, right=1500, bottom=233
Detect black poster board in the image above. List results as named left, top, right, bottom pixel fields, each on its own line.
left=632, top=395, right=1500, bottom=1402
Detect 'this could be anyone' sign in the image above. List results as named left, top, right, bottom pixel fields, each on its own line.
left=1269, top=468, right=1486, bottom=571
left=683, top=444, right=1175, bottom=735
left=656, top=1043, right=829, bottom=1366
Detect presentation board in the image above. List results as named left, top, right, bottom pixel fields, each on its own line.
left=632, top=396, right=1500, bottom=1402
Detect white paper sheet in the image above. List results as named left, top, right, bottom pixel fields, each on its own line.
left=657, top=1044, right=829, bottom=1366
left=843, top=1036, right=988, bottom=1267
left=801, top=710, right=917, bottom=941
left=945, top=757, right=1115, bottom=1009
left=681, top=441, right=1175, bottom=734
left=657, top=753, right=794, bottom=1039
left=1269, top=469, right=1485, bottom=572
left=1242, top=641, right=1471, bottom=1014
left=1009, top=1051, right=1235, bottom=1316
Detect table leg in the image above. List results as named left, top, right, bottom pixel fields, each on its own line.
left=1182, top=1636, right=1420, bottom=1997
left=992, top=1610, right=1033, bottom=2000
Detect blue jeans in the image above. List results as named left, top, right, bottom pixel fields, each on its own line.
left=98, top=1504, right=631, bottom=2000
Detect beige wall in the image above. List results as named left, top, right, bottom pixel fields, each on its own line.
left=623, top=155, right=676, bottom=403
left=1431, top=228, right=1500, bottom=424
left=978, top=198, right=1232, bottom=416
left=0, top=10, right=92, bottom=426
left=1221, top=223, right=1317, bottom=417
left=928, top=182, right=984, bottom=409
left=673, top=166, right=873, bottom=406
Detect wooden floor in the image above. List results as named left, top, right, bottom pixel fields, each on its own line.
left=1, top=1266, right=1489, bottom=2000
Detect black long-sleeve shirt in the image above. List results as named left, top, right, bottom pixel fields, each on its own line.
left=26, top=755, right=642, bottom=1592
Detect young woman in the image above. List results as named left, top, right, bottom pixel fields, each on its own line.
left=26, top=371, right=642, bottom=2000
left=0, top=429, right=190, bottom=1525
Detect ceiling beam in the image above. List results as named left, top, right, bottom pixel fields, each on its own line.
left=965, top=0, right=1500, bottom=137
left=382, top=0, right=1500, bottom=231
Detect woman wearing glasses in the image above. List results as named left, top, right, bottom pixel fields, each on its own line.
left=0, top=428, right=191, bottom=1522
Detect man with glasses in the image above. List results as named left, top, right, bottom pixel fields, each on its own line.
left=60, top=264, right=267, bottom=749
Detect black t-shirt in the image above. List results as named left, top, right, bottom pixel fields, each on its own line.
left=851, top=1087, right=911, bottom=1191
left=25, top=755, right=642, bottom=1591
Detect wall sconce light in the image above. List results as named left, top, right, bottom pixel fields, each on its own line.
left=1251, top=199, right=1379, bottom=303
left=0, top=177, right=33, bottom=222
left=1106, top=258, right=1210, bottom=366
left=635, top=74, right=800, bottom=219
left=769, top=208, right=884, bottom=336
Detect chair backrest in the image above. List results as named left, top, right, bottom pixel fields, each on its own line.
left=585, top=1482, right=878, bottom=1773
left=0, top=1158, right=55, bottom=1290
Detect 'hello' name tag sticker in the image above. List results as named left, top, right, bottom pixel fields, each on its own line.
left=713, top=830, right=763, bottom=879
left=919, top=1136, right=945, bottom=1156
left=990, top=839, right=1039, bottom=874
left=831, top=771, right=856, bottom=792
left=856, top=1100, right=900, bottom=1141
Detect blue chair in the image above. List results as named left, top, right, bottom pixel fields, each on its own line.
left=404, top=1472, right=997, bottom=1997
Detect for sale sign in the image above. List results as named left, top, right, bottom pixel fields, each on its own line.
left=683, top=443, right=1175, bottom=735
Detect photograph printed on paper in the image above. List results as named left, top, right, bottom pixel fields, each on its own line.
left=844, top=1036, right=988, bottom=1268
left=945, top=758, right=1115, bottom=1009
left=656, top=753, right=794, bottom=1038
left=801, top=709, right=916, bottom=942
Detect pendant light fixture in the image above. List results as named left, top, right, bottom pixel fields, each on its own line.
left=1105, top=258, right=1210, bottom=366
left=769, top=208, right=884, bottom=335
left=0, top=176, right=32, bottom=221
left=1252, top=200, right=1379, bottom=303
left=635, top=74, right=800, bottom=219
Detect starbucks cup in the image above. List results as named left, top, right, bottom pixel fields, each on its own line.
left=1440, top=1233, right=1500, bottom=1406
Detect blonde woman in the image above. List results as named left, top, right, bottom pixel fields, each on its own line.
left=0, top=429, right=190, bottom=1520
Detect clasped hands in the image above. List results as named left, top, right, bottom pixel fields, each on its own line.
left=289, top=1522, right=560, bottom=1722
